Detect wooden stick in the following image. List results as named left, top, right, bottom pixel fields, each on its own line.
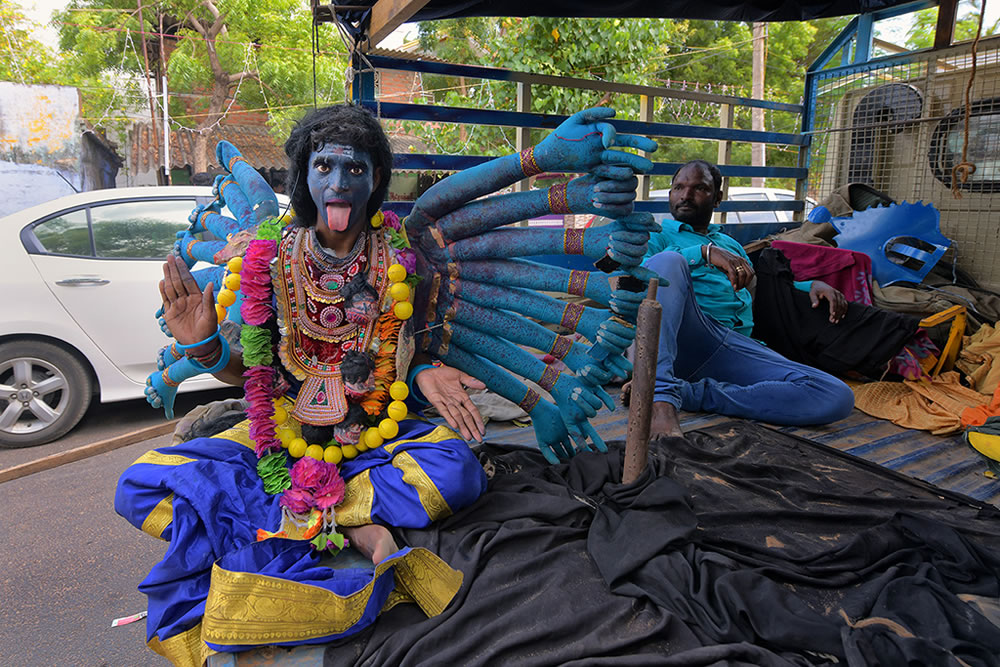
left=0, top=420, right=176, bottom=485
left=623, top=278, right=661, bottom=484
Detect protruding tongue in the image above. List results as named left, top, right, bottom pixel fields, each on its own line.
left=326, top=203, right=351, bottom=232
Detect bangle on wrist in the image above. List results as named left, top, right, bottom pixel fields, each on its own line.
left=702, top=242, right=714, bottom=264
left=176, top=326, right=221, bottom=350
left=189, top=337, right=230, bottom=374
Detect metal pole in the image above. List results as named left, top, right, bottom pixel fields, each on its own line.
left=622, top=278, right=661, bottom=485
left=162, top=75, right=170, bottom=185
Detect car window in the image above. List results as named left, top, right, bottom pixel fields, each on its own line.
left=735, top=211, right=780, bottom=223
left=33, top=209, right=92, bottom=256
left=729, top=193, right=767, bottom=200
left=92, top=200, right=195, bottom=259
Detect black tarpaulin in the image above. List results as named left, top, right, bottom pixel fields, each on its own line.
left=335, top=0, right=916, bottom=24
left=321, top=421, right=1000, bottom=666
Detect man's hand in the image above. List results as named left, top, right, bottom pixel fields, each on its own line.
left=810, top=281, right=848, bottom=323
left=706, top=246, right=754, bottom=291
left=159, top=254, right=218, bottom=355
left=415, top=365, right=486, bottom=442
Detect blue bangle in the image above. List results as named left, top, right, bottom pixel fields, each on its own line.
left=175, top=327, right=221, bottom=350
left=189, top=337, right=230, bottom=373
left=407, top=363, right=435, bottom=406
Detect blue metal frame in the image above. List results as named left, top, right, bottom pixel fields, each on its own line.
left=357, top=52, right=812, bottom=221
left=809, top=1, right=936, bottom=72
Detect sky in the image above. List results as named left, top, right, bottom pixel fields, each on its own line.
left=19, top=0, right=999, bottom=52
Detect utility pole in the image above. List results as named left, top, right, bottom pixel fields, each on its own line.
left=751, top=22, right=766, bottom=188
left=136, top=0, right=161, bottom=183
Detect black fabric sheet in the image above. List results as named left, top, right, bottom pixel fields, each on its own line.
left=322, top=422, right=1000, bottom=666
left=337, top=0, right=916, bottom=23
left=752, top=248, right=920, bottom=379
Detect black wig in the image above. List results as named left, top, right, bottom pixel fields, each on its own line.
left=284, top=104, right=393, bottom=227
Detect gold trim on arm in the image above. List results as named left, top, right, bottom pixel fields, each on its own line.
left=201, top=548, right=462, bottom=645
left=141, top=493, right=175, bottom=541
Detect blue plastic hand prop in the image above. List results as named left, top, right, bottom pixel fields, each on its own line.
left=566, top=174, right=639, bottom=218
left=534, top=107, right=658, bottom=174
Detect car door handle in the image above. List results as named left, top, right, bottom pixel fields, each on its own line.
left=55, top=277, right=111, bottom=286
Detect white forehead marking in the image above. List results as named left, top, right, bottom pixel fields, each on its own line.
left=320, top=144, right=355, bottom=158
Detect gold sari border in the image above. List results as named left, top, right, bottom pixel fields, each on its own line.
left=202, top=547, right=462, bottom=646
left=133, top=450, right=196, bottom=467
left=336, top=468, right=375, bottom=527
left=141, top=493, right=174, bottom=541
left=392, top=451, right=453, bottom=521
left=147, top=623, right=215, bottom=667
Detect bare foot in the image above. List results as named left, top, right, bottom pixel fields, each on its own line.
left=651, top=401, right=685, bottom=439
left=343, top=524, right=398, bottom=565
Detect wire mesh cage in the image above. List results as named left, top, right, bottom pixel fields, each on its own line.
left=808, top=36, right=1000, bottom=288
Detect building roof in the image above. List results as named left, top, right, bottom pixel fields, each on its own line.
left=131, top=122, right=286, bottom=173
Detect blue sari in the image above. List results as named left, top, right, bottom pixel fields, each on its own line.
left=115, top=416, right=487, bottom=666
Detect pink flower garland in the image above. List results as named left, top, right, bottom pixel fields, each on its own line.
left=280, top=457, right=345, bottom=514
left=241, top=238, right=281, bottom=457
left=240, top=240, right=277, bottom=326
left=245, top=365, right=280, bottom=457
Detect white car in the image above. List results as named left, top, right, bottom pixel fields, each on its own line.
left=0, top=186, right=286, bottom=447
left=648, top=186, right=816, bottom=223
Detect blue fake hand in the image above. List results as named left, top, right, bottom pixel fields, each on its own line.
left=566, top=174, right=638, bottom=218
left=530, top=400, right=577, bottom=463
left=615, top=211, right=660, bottom=233
left=607, top=228, right=651, bottom=267
left=535, top=108, right=657, bottom=174
left=596, top=319, right=637, bottom=356
left=608, top=286, right=644, bottom=319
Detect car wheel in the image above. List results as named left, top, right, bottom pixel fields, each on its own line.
left=0, top=341, right=93, bottom=448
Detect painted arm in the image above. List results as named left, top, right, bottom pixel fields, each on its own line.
left=411, top=107, right=656, bottom=222
left=447, top=322, right=611, bottom=453
left=437, top=344, right=576, bottom=463
left=433, top=173, right=639, bottom=241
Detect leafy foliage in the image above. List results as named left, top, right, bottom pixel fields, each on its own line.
left=0, top=0, right=64, bottom=84
left=413, top=17, right=830, bottom=187
left=53, top=0, right=348, bottom=162
left=905, top=2, right=999, bottom=50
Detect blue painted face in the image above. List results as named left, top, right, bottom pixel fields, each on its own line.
left=307, top=143, right=377, bottom=234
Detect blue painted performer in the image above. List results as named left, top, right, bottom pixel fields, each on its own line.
left=116, top=104, right=658, bottom=664
left=640, top=160, right=855, bottom=437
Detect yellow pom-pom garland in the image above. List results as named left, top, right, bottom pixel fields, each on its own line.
left=387, top=263, right=407, bottom=283
left=393, top=301, right=413, bottom=320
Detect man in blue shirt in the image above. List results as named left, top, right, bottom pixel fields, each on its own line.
left=641, top=160, right=854, bottom=437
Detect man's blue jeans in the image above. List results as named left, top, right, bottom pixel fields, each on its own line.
left=645, top=251, right=854, bottom=426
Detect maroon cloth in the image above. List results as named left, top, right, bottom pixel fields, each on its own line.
left=771, top=240, right=873, bottom=305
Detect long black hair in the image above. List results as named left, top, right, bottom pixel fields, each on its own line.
left=284, top=104, right=393, bottom=226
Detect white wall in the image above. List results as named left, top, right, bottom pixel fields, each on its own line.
left=0, top=83, right=83, bottom=216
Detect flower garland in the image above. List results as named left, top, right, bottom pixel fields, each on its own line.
left=230, top=214, right=415, bottom=554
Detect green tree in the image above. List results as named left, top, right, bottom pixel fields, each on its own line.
left=55, top=0, right=347, bottom=172
left=0, top=0, right=64, bottom=84
left=414, top=17, right=825, bottom=186
left=905, top=2, right=999, bottom=50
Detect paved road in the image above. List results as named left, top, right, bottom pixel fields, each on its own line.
left=0, top=387, right=241, bottom=666
left=0, top=436, right=173, bottom=666
left=0, top=387, right=244, bottom=470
